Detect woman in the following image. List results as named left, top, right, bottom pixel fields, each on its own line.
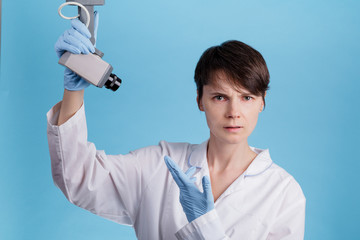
left=47, top=16, right=305, bottom=239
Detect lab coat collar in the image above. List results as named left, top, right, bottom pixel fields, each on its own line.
left=245, top=147, right=273, bottom=177
left=187, top=140, right=209, bottom=169
left=187, top=139, right=273, bottom=177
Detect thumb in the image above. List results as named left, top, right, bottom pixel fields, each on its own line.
left=202, top=175, right=213, bottom=200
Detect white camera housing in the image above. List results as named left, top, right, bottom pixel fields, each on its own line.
left=59, top=51, right=121, bottom=91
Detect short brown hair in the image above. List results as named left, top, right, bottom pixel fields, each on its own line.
left=194, top=40, right=270, bottom=109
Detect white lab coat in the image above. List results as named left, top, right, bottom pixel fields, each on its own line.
left=47, top=102, right=306, bottom=240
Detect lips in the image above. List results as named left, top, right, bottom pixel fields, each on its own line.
left=224, top=126, right=243, bottom=132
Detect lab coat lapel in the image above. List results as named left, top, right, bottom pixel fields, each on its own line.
left=244, top=147, right=273, bottom=177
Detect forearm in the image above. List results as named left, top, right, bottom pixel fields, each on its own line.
left=57, top=89, right=84, bottom=126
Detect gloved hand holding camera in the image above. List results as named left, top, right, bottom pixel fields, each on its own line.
left=55, top=11, right=99, bottom=91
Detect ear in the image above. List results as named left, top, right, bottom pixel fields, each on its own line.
left=196, top=90, right=204, bottom=111
left=260, top=91, right=266, bottom=112
left=263, top=91, right=267, bottom=108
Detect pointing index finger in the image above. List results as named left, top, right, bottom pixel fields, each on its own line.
left=164, top=156, right=189, bottom=187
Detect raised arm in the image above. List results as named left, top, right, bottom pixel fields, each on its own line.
left=54, top=12, right=99, bottom=125
left=48, top=14, right=149, bottom=226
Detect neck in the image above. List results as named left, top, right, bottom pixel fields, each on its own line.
left=207, top=133, right=257, bottom=173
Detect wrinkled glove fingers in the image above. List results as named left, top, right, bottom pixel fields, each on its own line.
left=71, top=28, right=95, bottom=52
left=55, top=35, right=81, bottom=57
left=71, top=19, right=91, bottom=38
left=67, top=29, right=95, bottom=53
left=56, top=38, right=81, bottom=56
left=63, top=33, right=90, bottom=54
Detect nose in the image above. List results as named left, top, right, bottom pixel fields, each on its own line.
left=226, top=99, right=241, bottom=119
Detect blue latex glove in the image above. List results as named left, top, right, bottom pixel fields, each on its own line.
left=54, top=12, right=99, bottom=91
left=164, top=156, right=215, bottom=223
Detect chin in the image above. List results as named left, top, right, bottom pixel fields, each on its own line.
left=216, top=133, right=248, bottom=145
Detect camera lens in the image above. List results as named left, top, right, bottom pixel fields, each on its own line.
left=105, top=73, right=122, bottom=91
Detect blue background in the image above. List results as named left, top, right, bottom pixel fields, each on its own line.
left=1, top=0, right=359, bottom=239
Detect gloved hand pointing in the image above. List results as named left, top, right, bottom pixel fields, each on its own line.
left=164, top=156, right=215, bottom=223
left=54, top=11, right=99, bottom=91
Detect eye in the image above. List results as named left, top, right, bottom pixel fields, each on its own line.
left=214, top=95, right=226, bottom=101
left=243, top=96, right=253, bottom=101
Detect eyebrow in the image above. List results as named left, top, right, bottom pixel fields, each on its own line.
left=209, top=90, right=253, bottom=96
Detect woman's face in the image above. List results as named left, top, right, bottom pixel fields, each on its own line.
left=198, top=71, right=265, bottom=145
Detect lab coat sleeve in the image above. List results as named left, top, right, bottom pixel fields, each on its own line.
left=175, top=209, right=230, bottom=240
left=46, top=101, right=162, bottom=226
left=267, top=179, right=306, bottom=240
